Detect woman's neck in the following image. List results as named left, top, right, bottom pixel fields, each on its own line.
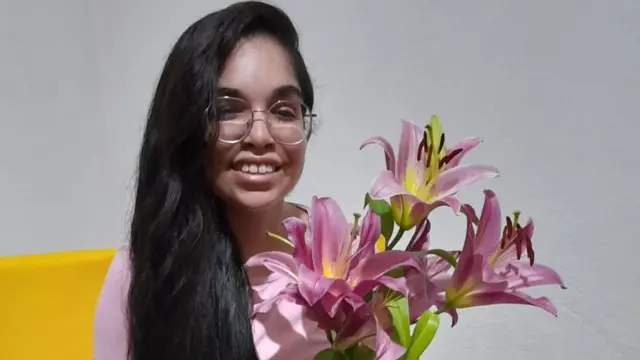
left=226, top=201, right=296, bottom=262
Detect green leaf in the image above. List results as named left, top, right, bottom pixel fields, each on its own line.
left=363, top=290, right=374, bottom=303
left=370, top=199, right=391, bottom=215
left=364, top=192, right=392, bottom=216
left=385, top=267, right=404, bottom=279
left=387, top=295, right=411, bottom=348
left=344, top=344, right=375, bottom=359
left=405, top=311, right=440, bottom=360
left=364, top=192, right=395, bottom=248
left=380, top=210, right=395, bottom=242
left=363, top=192, right=372, bottom=209
left=427, top=249, right=458, bottom=268
left=314, top=348, right=348, bottom=360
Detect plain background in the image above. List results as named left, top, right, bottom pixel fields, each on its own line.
left=1, top=0, right=638, bottom=358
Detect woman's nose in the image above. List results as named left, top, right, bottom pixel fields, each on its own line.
left=243, top=111, right=275, bottom=147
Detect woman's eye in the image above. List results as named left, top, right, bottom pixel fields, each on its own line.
left=216, top=105, right=244, bottom=120
left=271, top=103, right=299, bottom=120
left=277, top=108, right=296, bottom=117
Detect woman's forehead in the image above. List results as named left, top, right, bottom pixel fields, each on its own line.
left=217, top=35, right=300, bottom=104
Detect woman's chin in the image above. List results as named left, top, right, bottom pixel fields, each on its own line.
left=225, top=188, right=286, bottom=212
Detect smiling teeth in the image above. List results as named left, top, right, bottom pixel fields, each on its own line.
left=241, top=164, right=275, bottom=174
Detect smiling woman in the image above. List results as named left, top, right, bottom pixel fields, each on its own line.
left=92, top=2, right=328, bottom=360
left=209, top=39, right=316, bottom=209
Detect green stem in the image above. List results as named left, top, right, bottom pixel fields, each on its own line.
left=326, top=330, right=334, bottom=345
left=387, top=229, right=406, bottom=249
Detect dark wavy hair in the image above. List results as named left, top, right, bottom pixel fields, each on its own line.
left=126, top=2, right=314, bottom=359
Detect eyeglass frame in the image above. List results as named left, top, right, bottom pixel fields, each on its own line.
left=205, top=95, right=317, bottom=145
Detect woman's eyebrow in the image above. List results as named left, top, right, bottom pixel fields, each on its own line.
left=215, top=85, right=303, bottom=101
left=270, top=85, right=303, bottom=100
left=217, top=87, right=244, bottom=98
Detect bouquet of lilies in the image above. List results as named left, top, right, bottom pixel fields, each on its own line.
left=246, top=116, right=566, bottom=360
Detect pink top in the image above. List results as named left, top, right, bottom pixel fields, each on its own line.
left=93, top=248, right=329, bottom=359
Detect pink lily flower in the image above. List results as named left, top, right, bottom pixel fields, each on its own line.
left=442, top=189, right=565, bottom=326
left=403, top=219, right=460, bottom=321
left=318, top=291, right=406, bottom=358
left=360, top=116, right=499, bottom=230
left=245, top=196, right=424, bottom=359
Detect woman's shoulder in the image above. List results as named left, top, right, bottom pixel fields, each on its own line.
left=93, top=246, right=130, bottom=360
left=96, top=246, right=131, bottom=310
left=103, top=247, right=131, bottom=286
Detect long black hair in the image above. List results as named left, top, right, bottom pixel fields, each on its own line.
left=127, top=2, right=314, bottom=359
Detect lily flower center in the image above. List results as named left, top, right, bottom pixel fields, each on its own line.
left=322, top=214, right=361, bottom=281
left=404, top=116, right=463, bottom=202
left=489, top=211, right=536, bottom=267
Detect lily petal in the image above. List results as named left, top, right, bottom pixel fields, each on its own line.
left=244, top=251, right=299, bottom=282
left=360, top=136, right=397, bottom=174
left=452, top=208, right=483, bottom=289
left=396, top=120, right=423, bottom=182
left=373, top=317, right=407, bottom=360
left=407, top=281, right=438, bottom=321
left=251, top=272, right=296, bottom=302
left=370, top=171, right=430, bottom=229
left=393, top=195, right=431, bottom=230
left=333, top=305, right=373, bottom=348
left=432, top=164, right=499, bottom=200
left=500, top=261, right=565, bottom=290
left=445, top=137, right=482, bottom=168
left=369, top=170, right=414, bottom=200
left=309, top=196, right=351, bottom=273
left=451, top=251, right=507, bottom=296
left=323, top=289, right=366, bottom=318
left=431, top=195, right=461, bottom=214
left=252, top=283, right=300, bottom=315
left=282, top=216, right=312, bottom=268
left=305, top=300, right=349, bottom=333
left=406, top=219, right=431, bottom=252
left=426, top=252, right=459, bottom=282
left=375, top=275, right=411, bottom=295
left=473, top=189, right=503, bottom=256
left=350, top=209, right=382, bottom=268
left=442, top=306, right=459, bottom=328
left=351, top=275, right=409, bottom=298
left=297, top=265, right=362, bottom=317
left=464, top=291, right=559, bottom=317
left=356, top=250, right=423, bottom=289
left=297, top=265, right=337, bottom=306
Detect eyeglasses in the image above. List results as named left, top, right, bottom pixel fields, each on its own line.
left=207, top=96, right=316, bottom=145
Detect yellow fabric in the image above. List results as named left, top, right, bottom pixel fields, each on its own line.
left=0, top=248, right=116, bottom=360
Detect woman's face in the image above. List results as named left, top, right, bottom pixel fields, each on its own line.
left=208, top=35, right=308, bottom=212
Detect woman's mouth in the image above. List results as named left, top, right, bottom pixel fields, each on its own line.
left=231, top=159, right=283, bottom=189
left=237, top=163, right=280, bottom=175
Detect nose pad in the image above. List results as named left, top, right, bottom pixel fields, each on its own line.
left=244, top=111, right=274, bottom=146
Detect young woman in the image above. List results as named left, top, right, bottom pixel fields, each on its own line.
left=93, top=2, right=329, bottom=359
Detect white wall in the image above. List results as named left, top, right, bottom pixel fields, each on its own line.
left=0, top=0, right=107, bottom=254
left=1, top=0, right=638, bottom=358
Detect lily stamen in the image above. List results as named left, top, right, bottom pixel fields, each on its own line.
left=425, top=144, right=433, bottom=168
left=417, top=132, right=427, bottom=161
left=438, top=133, right=446, bottom=153
left=351, top=213, right=362, bottom=239
left=439, top=148, right=463, bottom=168
left=497, top=211, right=536, bottom=266
left=267, top=231, right=293, bottom=247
